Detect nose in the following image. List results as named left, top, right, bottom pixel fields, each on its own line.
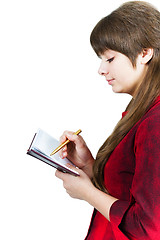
left=98, top=60, right=109, bottom=76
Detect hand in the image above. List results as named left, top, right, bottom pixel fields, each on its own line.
left=55, top=165, right=118, bottom=221
left=55, top=166, right=95, bottom=200
left=59, top=130, right=94, bottom=178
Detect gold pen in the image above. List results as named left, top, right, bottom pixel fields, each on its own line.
left=50, top=129, right=82, bottom=156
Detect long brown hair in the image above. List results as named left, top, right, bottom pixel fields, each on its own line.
left=90, top=1, right=160, bottom=193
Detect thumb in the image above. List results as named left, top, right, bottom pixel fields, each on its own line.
left=66, top=163, right=80, bottom=174
left=65, top=163, right=86, bottom=177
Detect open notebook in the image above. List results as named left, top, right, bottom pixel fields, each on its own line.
left=27, top=129, right=79, bottom=176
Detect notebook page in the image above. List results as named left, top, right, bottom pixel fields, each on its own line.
left=31, top=129, right=76, bottom=167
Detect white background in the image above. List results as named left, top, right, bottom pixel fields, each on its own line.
left=0, top=0, right=159, bottom=239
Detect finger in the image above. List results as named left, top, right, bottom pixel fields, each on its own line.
left=55, top=169, right=74, bottom=181
left=60, top=131, right=85, bottom=148
left=64, top=132, right=85, bottom=149
left=59, top=133, right=68, bottom=144
left=59, top=130, right=76, bottom=142
left=59, top=145, right=67, bottom=159
left=59, top=131, right=73, bottom=158
left=55, top=169, right=66, bottom=180
left=59, top=131, right=79, bottom=158
left=65, top=163, right=81, bottom=176
left=60, top=130, right=82, bottom=143
left=62, top=151, right=67, bottom=158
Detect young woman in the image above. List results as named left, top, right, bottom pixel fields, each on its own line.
left=55, top=1, right=160, bottom=239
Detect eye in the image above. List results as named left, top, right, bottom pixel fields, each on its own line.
left=107, top=57, right=114, bottom=63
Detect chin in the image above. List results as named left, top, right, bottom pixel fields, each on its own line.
left=112, top=87, right=127, bottom=94
left=112, top=88, right=122, bottom=94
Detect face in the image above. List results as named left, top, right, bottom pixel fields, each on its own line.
left=98, top=49, right=148, bottom=96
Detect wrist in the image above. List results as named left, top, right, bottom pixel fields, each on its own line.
left=81, top=158, right=94, bottom=179
left=84, top=186, right=118, bottom=221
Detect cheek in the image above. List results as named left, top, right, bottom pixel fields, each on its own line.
left=114, top=68, right=128, bottom=81
left=118, top=67, right=135, bottom=82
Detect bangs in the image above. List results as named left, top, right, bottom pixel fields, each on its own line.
left=90, top=13, right=141, bottom=66
left=90, top=16, right=125, bottom=56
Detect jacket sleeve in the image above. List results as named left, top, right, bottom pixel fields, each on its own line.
left=109, top=114, right=160, bottom=240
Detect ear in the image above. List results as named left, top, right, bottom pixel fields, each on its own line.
left=141, top=48, right=153, bottom=64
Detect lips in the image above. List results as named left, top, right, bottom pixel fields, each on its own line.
left=107, top=79, right=115, bottom=85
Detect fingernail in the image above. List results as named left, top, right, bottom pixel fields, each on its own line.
left=66, top=163, right=72, bottom=167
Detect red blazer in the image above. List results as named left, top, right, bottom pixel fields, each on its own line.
left=85, top=96, right=160, bottom=240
